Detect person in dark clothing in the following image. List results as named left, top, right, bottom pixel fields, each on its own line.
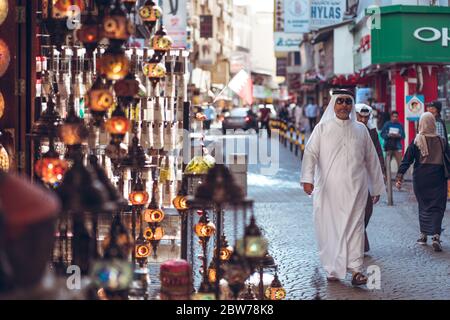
left=396, top=112, right=450, bottom=252
left=427, top=100, right=448, bottom=146
left=381, top=111, right=405, bottom=171
left=260, top=105, right=272, bottom=138
left=356, top=104, right=386, bottom=252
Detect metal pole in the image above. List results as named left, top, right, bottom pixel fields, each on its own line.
left=259, top=266, right=264, bottom=300
left=386, top=152, right=393, bottom=206
left=215, top=206, right=222, bottom=300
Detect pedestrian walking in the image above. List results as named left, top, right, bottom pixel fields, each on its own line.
left=294, top=104, right=305, bottom=131
left=426, top=100, right=448, bottom=145
left=355, top=104, right=386, bottom=253
left=203, top=104, right=216, bottom=130
left=260, top=104, right=272, bottom=138
left=396, top=112, right=450, bottom=252
left=305, top=98, right=319, bottom=132
left=301, top=89, right=385, bottom=285
left=381, top=111, right=405, bottom=172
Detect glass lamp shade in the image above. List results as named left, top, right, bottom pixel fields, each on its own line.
left=265, top=274, right=286, bottom=300
left=105, top=107, right=130, bottom=135
left=76, top=17, right=100, bottom=53
left=0, top=91, right=4, bottom=119
left=135, top=241, right=151, bottom=258
left=128, top=190, right=149, bottom=206
left=142, top=58, right=166, bottom=81
left=102, top=3, right=134, bottom=41
left=59, top=121, right=88, bottom=145
left=236, top=235, right=268, bottom=259
left=151, top=26, right=172, bottom=56
left=34, top=152, right=68, bottom=185
left=52, top=0, right=86, bottom=18
left=194, top=220, right=216, bottom=238
left=172, top=195, right=188, bottom=211
left=0, top=39, right=10, bottom=77
left=0, top=0, right=8, bottom=26
left=219, top=245, right=233, bottom=262
left=113, top=75, right=139, bottom=99
left=143, top=226, right=164, bottom=241
left=143, top=208, right=164, bottom=223
left=138, top=0, right=161, bottom=32
left=207, top=266, right=216, bottom=284
left=0, top=143, right=9, bottom=171
left=98, top=47, right=130, bottom=81
left=85, top=88, right=114, bottom=112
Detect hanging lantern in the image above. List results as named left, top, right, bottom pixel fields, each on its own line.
left=0, top=39, right=10, bottom=77
left=194, top=214, right=216, bottom=239
left=0, top=141, right=9, bottom=172
left=151, top=25, right=173, bottom=59
left=172, top=194, right=188, bottom=211
left=114, top=72, right=139, bottom=106
left=143, top=208, right=164, bottom=223
left=52, top=0, right=86, bottom=18
left=102, top=215, right=131, bottom=259
left=222, top=252, right=252, bottom=299
left=0, top=0, right=8, bottom=26
left=138, top=0, right=162, bottom=33
left=217, top=235, right=233, bottom=262
left=102, top=0, right=134, bottom=43
left=98, top=46, right=130, bottom=81
left=144, top=226, right=164, bottom=241
left=142, top=55, right=166, bottom=83
left=240, top=284, right=257, bottom=300
left=76, top=14, right=100, bottom=56
left=34, top=147, right=68, bottom=186
left=128, top=179, right=149, bottom=206
left=265, top=273, right=286, bottom=300
left=135, top=236, right=151, bottom=259
left=85, top=77, right=114, bottom=114
left=105, top=105, right=130, bottom=144
left=236, top=215, right=268, bottom=260
left=59, top=97, right=89, bottom=146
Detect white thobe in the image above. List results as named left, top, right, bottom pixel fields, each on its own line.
left=300, top=118, right=385, bottom=279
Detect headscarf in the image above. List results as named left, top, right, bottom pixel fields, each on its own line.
left=414, top=112, right=437, bottom=157
left=355, top=103, right=376, bottom=129
left=318, top=90, right=356, bottom=125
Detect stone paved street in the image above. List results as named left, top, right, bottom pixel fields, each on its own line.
left=246, top=133, right=450, bottom=300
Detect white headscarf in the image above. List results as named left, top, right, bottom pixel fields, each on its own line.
left=318, top=92, right=357, bottom=125
left=414, top=112, right=437, bottom=157
left=355, top=103, right=376, bottom=129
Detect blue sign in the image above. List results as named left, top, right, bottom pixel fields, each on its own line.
left=405, top=95, right=425, bottom=121
left=284, top=0, right=310, bottom=33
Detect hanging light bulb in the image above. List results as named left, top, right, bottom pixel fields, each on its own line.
left=77, top=13, right=100, bottom=57
left=128, top=177, right=149, bottom=206
left=138, top=0, right=162, bottom=34
left=85, top=76, right=114, bottom=119
left=194, top=213, right=216, bottom=239
left=172, top=194, right=188, bottom=211
left=143, top=208, right=164, bottom=223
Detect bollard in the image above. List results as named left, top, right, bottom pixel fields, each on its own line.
left=386, top=152, right=393, bottom=206
left=295, top=130, right=300, bottom=156
left=289, top=127, right=294, bottom=152
left=300, top=133, right=306, bottom=160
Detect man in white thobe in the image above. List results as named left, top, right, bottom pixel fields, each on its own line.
left=300, top=89, right=385, bottom=285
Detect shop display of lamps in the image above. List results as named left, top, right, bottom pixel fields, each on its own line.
left=151, top=25, right=173, bottom=60
left=106, top=105, right=130, bottom=145
left=99, top=46, right=130, bottom=81
left=34, top=143, right=68, bottom=186
left=265, top=272, right=286, bottom=300
left=138, top=0, right=162, bottom=34
left=102, top=0, right=134, bottom=44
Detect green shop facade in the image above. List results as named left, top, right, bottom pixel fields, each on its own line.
left=368, top=5, right=450, bottom=146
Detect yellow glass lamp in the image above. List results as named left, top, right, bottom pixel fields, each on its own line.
left=142, top=56, right=166, bottom=82
left=151, top=25, right=173, bottom=58
left=194, top=217, right=216, bottom=239
left=265, top=273, right=286, bottom=300
left=0, top=0, right=8, bottom=26
left=129, top=189, right=149, bottom=206
left=144, top=226, right=164, bottom=241
left=85, top=78, right=114, bottom=113
left=172, top=194, right=188, bottom=211
left=138, top=0, right=162, bottom=33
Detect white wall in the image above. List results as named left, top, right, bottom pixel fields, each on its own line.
left=333, top=25, right=354, bottom=75
left=250, top=11, right=277, bottom=76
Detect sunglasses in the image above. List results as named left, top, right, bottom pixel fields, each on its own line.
left=336, top=97, right=353, bottom=105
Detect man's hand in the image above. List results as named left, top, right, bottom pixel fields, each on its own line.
left=396, top=179, right=402, bottom=190
left=303, top=183, right=314, bottom=195
left=372, top=195, right=380, bottom=204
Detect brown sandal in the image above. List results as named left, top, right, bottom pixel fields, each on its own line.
left=351, top=272, right=368, bottom=286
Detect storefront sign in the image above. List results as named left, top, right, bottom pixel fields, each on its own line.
left=284, top=0, right=309, bottom=33
left=274, top=32, right=303, bottom=52
left=405, top=95, right=424, bottom=121
left=162, top=0, right=187, bottom=48
left=309, top=0, right=345, bottom=30
left=370, top=6, right=450, bottom=64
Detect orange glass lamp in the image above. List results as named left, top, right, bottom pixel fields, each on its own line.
left=102, top=0, right=134, bottom=43
left=85, top=77, right=114, bottom=114
left=128, top=176, right=149, bottom=207
left=135, top=234, right=151, bottom=267
left=34, top=146, right=68, bottom=186
left=98, top=46, right=130, bottom=81
left=218, top=235, right=233, bottom=262
left=172, top=194, right=188, bottom=211
left=265, top=273, right=286, bottom=300
left=143, top=226, right=164, bottom=241
left=143, top=208, right=165, bottom=224
left=142, top=55, right=166, bottom=84
left=194, top=214, right=216, bottom=239
left=106, top=106, right=130, bottom=145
